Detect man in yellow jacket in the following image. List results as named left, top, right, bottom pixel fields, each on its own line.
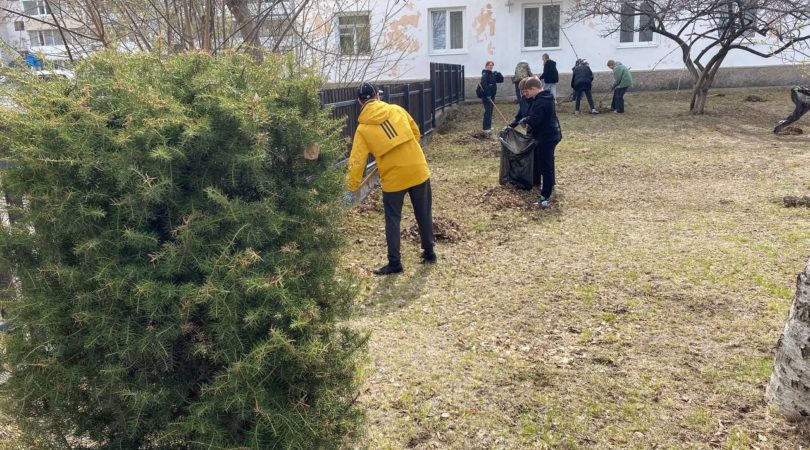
left=347, top=82, right=436, bottom=275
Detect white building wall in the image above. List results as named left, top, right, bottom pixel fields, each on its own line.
left=360, top=0, right=808, bottom=83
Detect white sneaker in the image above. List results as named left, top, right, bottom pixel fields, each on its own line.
left=574, top=111, right=580, bottom=115
left=591, top=109, right=599, bottom=114
left=533, top=196, right=552, bottom=208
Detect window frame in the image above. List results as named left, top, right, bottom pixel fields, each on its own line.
left=617, top=1, right=657, bottom=48
left=22, top=1, right=50, bottom=16
left=28, top=29, right=64, bottom=47
left=428, top=7, right=466, bottom=55
left=716, top=5, right=759, bottom=40
left=336, top=11, right=371, bottom=57
left=521, top=3, right=562, bottom=51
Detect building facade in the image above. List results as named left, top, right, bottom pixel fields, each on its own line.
left=0, top=0, right=806, bottom=92
left=327, top=0, right=809, bottom=94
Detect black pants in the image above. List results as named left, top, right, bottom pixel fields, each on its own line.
left=575, top=87, right=595, bottom=111
left=482, top=96, right=494, bottom=130
left=611, top=87, right=628, bottom=113
left=382, top=179, right=433, bottom=265
left=534, top=141, right=558, bottom=199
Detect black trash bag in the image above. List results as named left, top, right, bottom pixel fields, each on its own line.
left=498, top=127, right=537, bottom=189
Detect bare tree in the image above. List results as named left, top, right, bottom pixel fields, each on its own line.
left=0, top=0, right=416, bottom=84
left=767, top=257, right=810, bottom=420
left=567, top=0, right=810, bottom=114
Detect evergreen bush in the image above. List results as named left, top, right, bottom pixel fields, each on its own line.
left=0, top=51, right=364, bottom=449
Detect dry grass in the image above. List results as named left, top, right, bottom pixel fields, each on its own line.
left=343, top=87, right=810, bottom=449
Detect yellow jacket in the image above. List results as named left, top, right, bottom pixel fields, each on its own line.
left=347, top=100, right=430, bottom=193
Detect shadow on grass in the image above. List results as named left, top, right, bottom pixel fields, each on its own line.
left=357, top=263, right=435, bottom=317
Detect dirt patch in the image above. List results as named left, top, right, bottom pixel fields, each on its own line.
left=355, top=191, right=383, bottom=214
left=471, top=130, right=495, bottom=140
left=475, top=141, right=501, bottom=158
left=478, top=186, right=532, bottom=210
left=743, top=95, right=767, bottom=102
left=783, top=195, right=810, bottom=208
left=452, top=134, right=479, bottom=145
left=435, top=108, right=466, bottom=135
left=777, top=126, right=803, bottom=136
left=403, top=217, right=465, bottom=243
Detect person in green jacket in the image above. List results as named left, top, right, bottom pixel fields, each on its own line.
left=607, top=60, right=632, bottom=113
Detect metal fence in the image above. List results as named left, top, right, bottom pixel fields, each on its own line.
left=319, top=62, right=465, bottom=155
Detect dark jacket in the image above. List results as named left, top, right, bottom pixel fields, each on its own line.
left=538, top=60, right=559, bottom=84
left=571, top=64, right=594, bottom=90
left=480, top=70, right=497, bottom=97
left=510, top=95, right=532, bottom=127
left=524, top=90, right=562, bottom=143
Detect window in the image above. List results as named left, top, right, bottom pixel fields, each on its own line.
left=523, top=4, right=560, bottom=49
left=262, top=16, right=299, bottom=53
left=28, top=30, right=64, bottom=46
left=429, top=8, right=464, bottom=52
left=338, top=13, right=370, bottom=56
left=619, top=1, right=654, bottom=44
left=22, top=1, right=51, bottom=16
left=717, top=4, right=758, bottom=38
left=14, top=21, right=24, bottom=32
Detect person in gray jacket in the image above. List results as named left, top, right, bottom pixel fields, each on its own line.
left=513, top=60, right=533, bottom=101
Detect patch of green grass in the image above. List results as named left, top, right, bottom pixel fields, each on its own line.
left=753, top=274, right=794, bottom=300
left=681, top=408, right=715, bottom=433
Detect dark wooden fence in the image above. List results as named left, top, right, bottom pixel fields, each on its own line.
left=319, top=62, right=465, bottom=155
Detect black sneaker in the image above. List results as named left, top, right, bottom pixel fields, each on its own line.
left=372, top=263, right=403, bottom=276
left=420, top=250, right=438, bottom=264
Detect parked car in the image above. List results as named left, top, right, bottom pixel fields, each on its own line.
left=34, top=69, right=75, bottom=81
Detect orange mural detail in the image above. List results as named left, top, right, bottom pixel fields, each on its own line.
left=386, top=11, right=422, bottom=53
left=474, top=3, right=496, bottom=42
left=487, top=42, right=495, bottom=56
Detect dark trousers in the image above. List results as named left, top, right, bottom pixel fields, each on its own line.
left=575, top=88, right=595, bottom=112
left=611, top=87, right=628, bottom=113
left=382, top=179, right=433, bottom=265
left=482, top=96, right=494, bottom=130
left=534, top=141, right=558, bottom=199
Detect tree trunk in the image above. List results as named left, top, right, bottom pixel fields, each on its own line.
left=225, top=0, right=263, bottom=62
left=766, top=258, right=810, bottom=420
left=689, top=72, right=714, bottom=114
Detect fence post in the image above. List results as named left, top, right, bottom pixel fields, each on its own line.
left=430, top=68, right=437, bottom=129
left=404, top=83, right=411, bottom=114
left=461, top=65, right=466, bottom=101
left=418, top=82, right=425, bottom=136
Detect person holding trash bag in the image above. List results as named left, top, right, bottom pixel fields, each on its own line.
left=512, top=77, right=561, bottom=208
left=346, top=82, right=437, bottom=275
left=498, top=78, right=538, bottom=190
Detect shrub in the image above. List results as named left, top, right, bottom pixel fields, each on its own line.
left=0, top=51, right=364, bottom=449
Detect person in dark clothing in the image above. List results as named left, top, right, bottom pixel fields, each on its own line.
left=509, top=76, right=537, bottom=127
left=513, top=77, right=561, bottom=208
left=571, top=59, right=598, bottom=115
left=537, top=53, right=559, bottom=102
left=479, top=60, right=498, bottom=134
